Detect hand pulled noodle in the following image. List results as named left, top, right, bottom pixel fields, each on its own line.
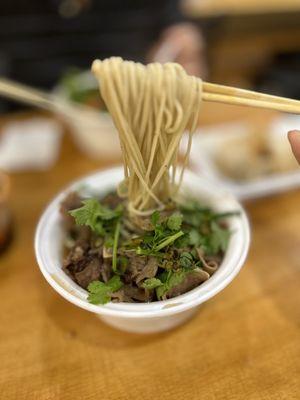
left=92, top=57, right=202, bottom=216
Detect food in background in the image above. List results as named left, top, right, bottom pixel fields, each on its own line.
left=214, top=125, right=298, bottom=182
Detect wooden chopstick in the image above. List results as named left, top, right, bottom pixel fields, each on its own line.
left=1, top=76, right=300, bottom=115
left=0, top=78, right=96, bottom=116
left=203, top=82, right=300, bottom=105
left=0, top=78, right=55, bottom=110
left=202, top=82, right=300, bottom=114
left=202, top=92, right=300, bottom=114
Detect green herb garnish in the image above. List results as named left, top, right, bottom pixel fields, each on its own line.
left=135, top=211, right=184, bottom=256
left=179, top=252, right=194, bottom=268
left=142, top=270, right=190, bottom=299
left=87, top=276, right=123, bottom=305
left=70, top=198, right=123, bottom=272
left=155, top=269, right=191, bottom=300
left=154, top=231, right=184, bottom=251
left=142, top=278, right=163, bottom=290
left=69, top=198, right=122, bottom=236
left=112, top=220, right=121, bottom=273
left=178, top=201, right=236, bottom=255
left=167, top=212, right=183, bottom=231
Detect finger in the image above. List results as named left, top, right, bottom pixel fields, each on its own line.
left=288, top=130, right=300, bottom=164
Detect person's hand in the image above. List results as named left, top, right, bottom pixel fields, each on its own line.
left=288, top=130, right=300, bottom=164
left=148, top=23, right=207, bottom=78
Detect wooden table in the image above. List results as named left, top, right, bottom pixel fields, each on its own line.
left=1, top=105, right=300, bottom=399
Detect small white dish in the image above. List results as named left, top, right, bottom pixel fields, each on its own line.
left=35, top=167, right=250, bottom=333
left=189, top=115, right=300, bottom=200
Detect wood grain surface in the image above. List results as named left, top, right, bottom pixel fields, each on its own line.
left=0, top=105, right=299, bottom=400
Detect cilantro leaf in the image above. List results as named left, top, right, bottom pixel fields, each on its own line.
left=135, top=210, right=184, bottom=256
left=87, top=276, right=123, bottom=305
left=155, top=230, right=184, bottom=251
left=112, top=220, right=121, bottom=274
left=156, top=284, right=167, bottom=300
left=181, top=200, right=238, bottom=229
left=209, top=222, right=231, bottom=254
left=151, top=210, right=160, bottom=227
left=188, top=229, right=202, bottom=247
left=142, top=278, right=163, bottom=290
left=196, top=222, right=231, bottom=255
left=174, top=233, right=190, bottom=248
left=167, top=212, right=183, bottom=231
left=180, top=252, right=194, bottom=268
left=70, top=199, right=103, bottom=234
left=156, top=269, right=191, bottom=299
left=87, top=281, right=111, bottom=304
left=88, top=292, right=110, bottom=305
left=168, top=270, right=189, bottom=287
left=69, top=198, right=122, bottom=236
left=107, top=275, right=123, bottom=291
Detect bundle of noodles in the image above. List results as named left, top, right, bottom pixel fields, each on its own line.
left=92, top=57, right=202, bottom=216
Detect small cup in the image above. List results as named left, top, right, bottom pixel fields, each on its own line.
left=35, top=167, right=250, bottom=334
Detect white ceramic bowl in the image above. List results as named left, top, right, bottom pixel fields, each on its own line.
left=35, top=167, right=250, bottom=333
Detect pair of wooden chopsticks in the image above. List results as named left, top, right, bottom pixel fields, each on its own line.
left=0, top=77, right=300, bottom=114
left=202, top=82, right=300, bottom=114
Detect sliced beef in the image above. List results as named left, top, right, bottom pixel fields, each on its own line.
left=121, top=250, right=148, bottom=283
left=136, top=256, right=158, bottom=284
left=63, top=253, right=100, bottom=289
left=112, top=284, right=152, bottom=303
left=60, top=192, right=82, bottom=230
left=65, top=245, right=85, bottom=264
left=111, top=289, right=133, bottom=303
left=101, top=259, right=112, bottom=283
left=74, top=257, right=102, bottom=289
left=165, top=269, right=210, bottom=300
left=75, top=226, right=92, bottom=247
left=60, top=192, right=93, bottom=247
left=102, top=192, right=123, bottom=209
left=119, top=251, right=159, bottom=284
left=196, top=248, right=220, bottom=276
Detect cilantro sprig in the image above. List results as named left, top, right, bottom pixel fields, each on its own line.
left=87, top=276, right=123, bottom=304
left=142, top=269, right=191, bottom=300
left=112, top=220, right=121, bottom=273
left=69, top=198, right=123, bottom=273
left=180, top=200, right=238, bottom=227
left=136, top=211, right=184, bottom=256
left=69, top=198, right=123, bottom=236
left=178, top=200, right=238, bottom=255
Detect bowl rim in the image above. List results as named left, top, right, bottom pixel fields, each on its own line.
left=35, top=167, right=250, bottom=319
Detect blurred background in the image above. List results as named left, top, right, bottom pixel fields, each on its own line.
left=1, top=0, right=300, bottom=111
left=0, top=0, right=300, bottom=199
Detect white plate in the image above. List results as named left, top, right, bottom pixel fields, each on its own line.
left=188, top=115, right=300, bottom=200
